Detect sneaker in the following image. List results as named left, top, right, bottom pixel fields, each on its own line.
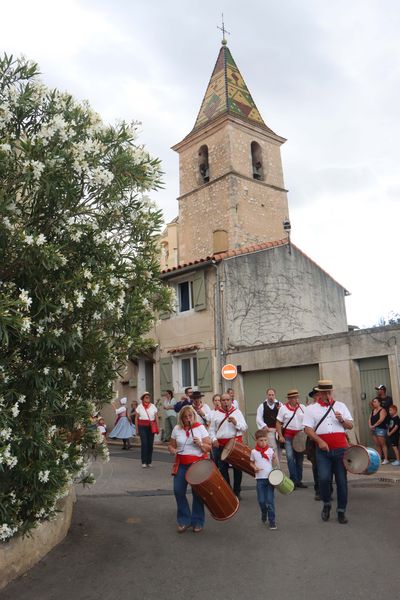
left=142, top=464, right=147, bottom=468
left=337, top=513, right=348, bottom=524
left=314, top=493, right=321, bottom=501
left=321, top=505, right=331, bottom=522
left=261, top=512, right=267, bottom=524
left=269, top=522, right=277, bottom=530
left=382, top=460, right=390, bottom=465
left=147, top=464, right=153, bottom=468
left=392, top=460, right=400, bottom=466
left=295, top=482, right=308, bottom=489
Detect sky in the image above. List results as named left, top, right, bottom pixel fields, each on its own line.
left=1, top=0, right=399, bottom=328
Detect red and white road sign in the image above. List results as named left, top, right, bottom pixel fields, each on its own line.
left=221, top=364, right=237, bottom=381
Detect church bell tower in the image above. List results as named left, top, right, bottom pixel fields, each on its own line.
left=172, top=40, right=290, bottom=264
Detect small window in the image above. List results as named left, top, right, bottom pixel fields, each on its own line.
left=178, top=280, right=194, bottom=312
left=180, top=356, right=198, bottom=389
left=198, top=145, right=210, bottom=183
left=251, top=141, right=263, bottom=180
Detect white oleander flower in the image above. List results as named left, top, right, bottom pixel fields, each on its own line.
left=21, top=317, right=31, bottom=333
left=38, top=470, right=50, bottom=483
left=19, top=289, right=32, bottom=310
left=23, top=234, right=34, bottom=245
left=75, top=292, right=85, bottom=307
left=11, top=403, right=20, bottom=417
left=18, top=394, right=26, bottom=403
left=0, top=427, right=12, bottom=440
left=0, top=523, right=18, bottom=541
left=36, top=233, right=46, bottom=246
left=43, top=367, right=50, bottom=375
left=54, top=328, right=63, bottom=337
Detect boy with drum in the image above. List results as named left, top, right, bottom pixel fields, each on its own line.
left=250, top=429, right=277, bottom=529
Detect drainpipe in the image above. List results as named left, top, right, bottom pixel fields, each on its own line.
left=212, top=260, right=223, bottom=392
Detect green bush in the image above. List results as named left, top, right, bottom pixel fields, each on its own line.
left=0, top=54, right=169, bottom=541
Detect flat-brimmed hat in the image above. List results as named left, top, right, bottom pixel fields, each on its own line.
left=308, top=387, right=318, bottom=398
left=286, top=389, right=299, bottom=398
left=140, top=391, right=151, bottom=401
left=192, top=391, right=205, bottom=400
left=314, top=380, right=334, bottom=392
left=375, top=384, right=386, bottom=391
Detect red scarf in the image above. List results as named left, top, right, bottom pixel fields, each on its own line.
left=183, top=422, right=201, bottom=438
left=255, top=444, right=270, bottom=461
left=218, top=407, right=236, bottom=415
left=317, top=398, right=333, bottom=407
left=286, top=402, right=299, bottom=412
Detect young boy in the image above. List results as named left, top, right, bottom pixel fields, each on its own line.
left=387, top=405, right=400, bottom=465
left=250, top=429, right=277, bottom=530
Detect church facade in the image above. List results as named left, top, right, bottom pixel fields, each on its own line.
left=113, top=42, right=400, bottom=445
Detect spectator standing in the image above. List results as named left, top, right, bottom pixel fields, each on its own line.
left=369, top=398, right=389, bottom=464
left=135, top=392, right=159, bottom=468
left=174, top=387, right=193, bottom=413
left=161, top=390, right=177, bottom=442
left=387, top=405, right=400, bottom=465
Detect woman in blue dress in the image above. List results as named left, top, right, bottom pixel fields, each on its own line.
left=109, top=397, right=136, bottom=449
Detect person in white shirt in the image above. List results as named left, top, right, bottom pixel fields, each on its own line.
left=303, top=380, right=353, bottom=524
left=161, top=390, right=177, bottom=442
left=256, top=388, right=282, bottom=464
left=276, top=389, right=307, bottom=488
left=192, top=391, right=212, bottom=427
left=168, top=406, right=211, bottom=533
left=227, top=387, right=239, bottom=410
left=209, top=393, right=248, bottom=498
left=250, top=430, right=277, bottom=529
left=135, top=392, right=159, bottom=468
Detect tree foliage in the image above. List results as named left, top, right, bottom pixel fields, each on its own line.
left=0, top=55, right=169, bottom=540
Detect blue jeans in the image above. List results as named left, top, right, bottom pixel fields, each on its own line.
left=256, top=479, right=275, bottom=523
left=285, top=437, right=304, bottom=484
left=316, top=447, right=348, bottom=512
left=214, top=445, right=242, bottom=495
left=138, top=426, right=154, bottom=465
left=173, top=463, right=205, bottom=528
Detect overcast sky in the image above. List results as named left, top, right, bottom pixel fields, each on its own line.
left=2, top=0, right=399, bottom=327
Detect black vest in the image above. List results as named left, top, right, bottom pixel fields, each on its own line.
left=262, top=402, right=280, bottom=428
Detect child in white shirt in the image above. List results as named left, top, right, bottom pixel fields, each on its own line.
left=250, top=429, right=277, bottom=529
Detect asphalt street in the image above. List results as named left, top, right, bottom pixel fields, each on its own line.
left=3, top=446, right=400, bottom=600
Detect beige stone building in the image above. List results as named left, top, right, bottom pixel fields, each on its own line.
left=110, top=41, right=400, bottom=446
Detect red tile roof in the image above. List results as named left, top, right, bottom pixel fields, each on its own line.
left=167, top=345, right=199, bottom=354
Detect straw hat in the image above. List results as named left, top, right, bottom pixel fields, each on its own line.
left=286, top=389, right=299, bottom=398
left=314, top=380, right=334, bottom=392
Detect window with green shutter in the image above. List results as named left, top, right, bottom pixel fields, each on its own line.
left=160, top=356, right=173, bottom=392
left=193, top=271, right=206, bottom=311
left=197, top=350, right=213, bottom=392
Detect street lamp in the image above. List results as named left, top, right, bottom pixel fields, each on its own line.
left=283, top=217, right=291, bottom=255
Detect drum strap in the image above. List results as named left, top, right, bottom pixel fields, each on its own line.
left=216, top=413, right=231, bottom=432
left=282, top=409, right=298, bottom=434
left=314, top=403, right=335, bottom=433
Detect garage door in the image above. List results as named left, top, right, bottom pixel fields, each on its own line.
left=243, top=364, right=320, bottom=441
left=358, top=356, right=391, bottom=445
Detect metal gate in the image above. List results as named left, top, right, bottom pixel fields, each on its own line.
left=358, top=356, right=391, bottom=445
left=243, top=364, right=320, bottom=441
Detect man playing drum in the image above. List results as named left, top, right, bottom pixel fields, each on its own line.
left=276, top=389, right=307, bottom=489
left=256, top=388, right=282, bottom=465
left=303, top=380, right=353, bottom=524
left=209, top=392, right=248, bottom=499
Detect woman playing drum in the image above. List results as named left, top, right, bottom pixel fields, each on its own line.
left=168, top=406, right=211, bottom=533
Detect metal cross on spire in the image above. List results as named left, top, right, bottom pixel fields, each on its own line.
left=217, top=13, right=230, bottom=46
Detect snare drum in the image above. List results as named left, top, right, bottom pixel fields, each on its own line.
left=268, top=469, right=295, bottom=494
left=292, top=431, right=307, bottom=453
left=343, top=445, right=380, bottom=475
left=185, top=459, right=239, bottom=521
left=221, top=438, right=256, bottom=477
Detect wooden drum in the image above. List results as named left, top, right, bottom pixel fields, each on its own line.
left=292, top=431, right=307, bottom=453
left=185, top=459, right=239, bottom=521
left=221, top=438, right=256, bottom=477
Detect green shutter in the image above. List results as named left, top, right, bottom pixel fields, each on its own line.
left=193, top=271, right=206, bottom=311
left=160, top=356, right=173, bottom=392
left=197, top=350, right=213, bottom=392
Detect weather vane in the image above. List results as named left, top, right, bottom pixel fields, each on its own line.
left=217, top=13, right=230, bottom=45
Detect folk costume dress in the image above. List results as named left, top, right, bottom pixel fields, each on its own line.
left=209, top=407, right=248, bottom=496
left=277, top=402, right=306, bottom=485
left=171, top=423, right=209, bottom=529
left=303, top=398, right=353, bottom=514
left=109, top=403, right=135, bottom=446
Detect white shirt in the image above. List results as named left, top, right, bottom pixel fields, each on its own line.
left=163, top=397, right=177, bottom=417
left=302, top=401, right=353, bottom=434
left=256, top=400, right=281, bottom=430
left=171, top=424, right=209, bottom=456
left=250, top=447, right=274, bottom=479
left=209, top=409, right=248, bottom=442
left=136, top=403, right=158, bottom=421
left=193, top=403, right=212, bottom=426
left=277, top=404, right=306, bottom=431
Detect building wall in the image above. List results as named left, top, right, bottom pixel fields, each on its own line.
left=222, top=245, right=348, bottom=348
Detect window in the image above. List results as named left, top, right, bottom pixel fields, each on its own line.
left=251, top=141, right=264, bottom=180
left=181, top=356, right=198, bottom=388
left=178, top=280, right=194, bottom=312
left=198, top=145, right=210, bottom=183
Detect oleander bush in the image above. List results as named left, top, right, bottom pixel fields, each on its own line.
left=0, top=54, right=169, bottom=541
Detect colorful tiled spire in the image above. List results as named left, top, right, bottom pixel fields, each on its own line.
left=193, top=44, right=266, bottom=131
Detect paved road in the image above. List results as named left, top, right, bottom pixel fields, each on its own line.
left=3, top=446, right=400, bottom=600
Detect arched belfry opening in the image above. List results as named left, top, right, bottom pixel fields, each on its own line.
left=198, top=145, right=210, bottom=183
left=251, top=141, right=263, bottom=180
